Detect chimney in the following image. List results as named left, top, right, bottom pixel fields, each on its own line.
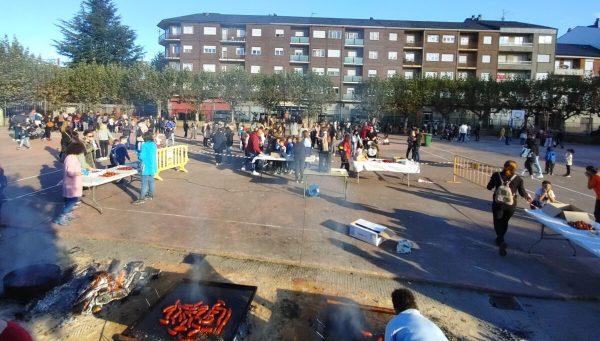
left=471, top=15, right=476, bottom=20
left=477, top=14, right=482, bottom=20
left=595, top=18, right=600, bottom=28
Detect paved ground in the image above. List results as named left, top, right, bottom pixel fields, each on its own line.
left=1, top=129, right=600, bottom=340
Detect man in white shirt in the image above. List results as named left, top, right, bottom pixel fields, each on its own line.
left=385, top=289, right=448, bottom=341
left=458, top=123, right=468, bottom=143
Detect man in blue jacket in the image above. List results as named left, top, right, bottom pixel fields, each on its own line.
left=134, top=132, right=158, bottom=204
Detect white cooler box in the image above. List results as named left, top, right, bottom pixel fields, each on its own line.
left=348, top=219, right=389, bottom=246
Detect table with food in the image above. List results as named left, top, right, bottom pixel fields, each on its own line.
left=352, top=158, right=421, bottom=186
left=81, top=165, right=139, bottom=213
left=525, top=208, right=600, bottom=257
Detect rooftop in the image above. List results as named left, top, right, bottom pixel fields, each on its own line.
left=556, top=43, right=600, bottom=58
left=158, top=13, right=554, bottom=31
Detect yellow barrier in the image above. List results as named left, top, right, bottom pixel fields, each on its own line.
left=155, top=145, right=189, bottom=181
left=452, top=155, right=502, bottom=187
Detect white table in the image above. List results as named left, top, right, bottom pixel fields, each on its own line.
left=525, top=209, right=600, bottom=257
left=352, top=159, right=421, bottom=186
left=81, top=166, right=139, bottom=213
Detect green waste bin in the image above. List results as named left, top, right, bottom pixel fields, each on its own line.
left=422, top=133, right=432, bottom=147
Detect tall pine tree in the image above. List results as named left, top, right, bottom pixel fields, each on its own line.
left=54, top=0, right=143, bottom=65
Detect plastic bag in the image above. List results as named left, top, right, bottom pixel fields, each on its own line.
left=307, top=184, right=320, bottom=197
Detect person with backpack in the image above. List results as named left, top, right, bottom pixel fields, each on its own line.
left=486, top=160, right=532, bottom=256
left=544, top=147, right=556, bottom=175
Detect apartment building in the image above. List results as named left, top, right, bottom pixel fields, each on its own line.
left=158, top=13, right=556, bottom=107
left=555, top=44, right=600, bottom=77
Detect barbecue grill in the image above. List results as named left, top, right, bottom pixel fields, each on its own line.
left=120, top=280, right=256, bottom=341
left=314, top=299, right=389, bottom=341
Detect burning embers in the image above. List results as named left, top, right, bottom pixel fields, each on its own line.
left=159, top=299, right=232, bottom=338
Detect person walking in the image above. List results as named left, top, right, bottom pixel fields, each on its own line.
left=133, top=132, right=158, bottom=204
left=190, top=121, right=198, bottom=140
left=338, top=134, right=351, bottom=172
left=585, top=166, right=600, bottom=223
left=242, top=128, right=262, bottom=176
left=212, top=124, right=226, bottom=166
left=486, top=160, right=532, bottom=256
left=544, top=147, right=556, bottom=175
left=406, top=130, right=415, bottom=159
left=384, top=288, right=448, bottom=341
left=225, top=125, right=234, bottom=163
left=97, top=123, right=113, bottom=160
left=292, top=136, right=306, bottom=183
left=203, top=123, right=212, bottom=148
left=53, top=143, right=85, bottom=226
left=183, top=121, right=189, bottom=139
left=525, top=135, right=543, bottom=178
left=564, top=149, right=574, bottom=177
left=412, top=129, right=422, bottom=162
left=499, top=127, right=506, bottom=142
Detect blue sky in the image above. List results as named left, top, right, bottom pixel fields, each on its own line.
left=1, top=0, right=599, bottom=62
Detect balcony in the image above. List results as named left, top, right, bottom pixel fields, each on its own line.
left=342, top=93, right=359, bottom=102
left=499, top=42, right=533, bottom=52
left=159, top=31, right=181, bottom=44
left=457, top=62, right=477, bottom=69
left=345, top=38, right=364, bottom=46
left=290, top=37, right=310, bottom=45
left=344, top=57, right=363, bottom=65
left=404, top=42, right=423, bottom=49
left=343, top=75, right=362, bottom=83
left=498, top=60, right=532, bottom=65
left=165, top=52, right=180, bottom=59
left=498, top=60, right=533, bottom=70
left=458, top=44, right=478, bottom=50
left=402, top=59, right=421, bottom=67
left=220, top=36, right=246, bottom=43
left=219, top=52, right=245, bottom=62
left=290, top=55, right=310, bottom=63
left=554, top=68, right=584, bottom=76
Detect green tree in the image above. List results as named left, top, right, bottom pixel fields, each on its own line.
left=216, top=69, right=251, bottom=122
left=252, top=73, right=286, bottom=116
left=294, top=72, right=335, bottom=123
left=150, top=51, right=168, bottom=71
left=461, top=77, right=501, bottom=126
left=356, top=77, right=389, bottom=120
left=0, top=35, right=41, bottom=103
left=190, top=71, right=217, bottom=120
left=429, top=77, right=461, bottom=124
left=54, top=0, right=143, bottom=64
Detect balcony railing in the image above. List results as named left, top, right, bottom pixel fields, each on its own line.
left=165, top=52, right=180, bottom=59
left=159, top=31, right=181, bottom=43
left=345, top=38, right=364, bottom=46
left=220, top=52, right=245, bottom=61
left=554, top=68, right=584, bottom=76
left=290, top=37, right=310, bottom=44
left=290, top=55, right=309, bottom=63
left=404, top=42, right=423, bottom=48
left=343, top=75, right=362, bottom=83
left=220, top=36, right=246, bottom=43
left=458, top=44, right=478, bottom=50
left=402, top=59, right=421, bottom=66
left=498, top=60, right=532, bottom=65
left=342, top=93, right=359, bottom=101
left=499, top=42, right=533, bottom=47
left=344, top=57, right=363, bottom=65
left=457, top=62, right=477, bottom=68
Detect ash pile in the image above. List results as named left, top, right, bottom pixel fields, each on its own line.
left=28, top=259, right=158, bottom=317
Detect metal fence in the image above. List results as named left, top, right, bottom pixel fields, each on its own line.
left=452, top=154, right=502, bottom=187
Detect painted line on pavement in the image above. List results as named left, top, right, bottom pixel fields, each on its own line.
left=8, top=169, right=62, bottom=184
left=5, top=184, right=61, bottom=201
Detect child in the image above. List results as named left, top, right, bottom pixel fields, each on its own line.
left=531, top=181, right=557, bottom=209
left=109, top=137, right=131, bottom=167
left=544, top=146, right=556, bottom=175
left=564, top=149, right=574, bottom=178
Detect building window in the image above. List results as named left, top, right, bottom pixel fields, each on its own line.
left=425, top=71, right=437, bottom=78
left=202, top=46, right=216, bottom=54
left=251, top=47, right=261, bottom=55
left=293, top=49, right=304, bottom=55
left=368, top=70, right=377, bottom=78
left=328, top=49, right=341, bottom=58
left=480, top=72, right=491, bottom=80
left=536, top=72, right=548, bottom=80
left=387, top=70, right=397, bottom=77
left=327, top=68, right=340, bottom=76
left=203, top=27, right=216, bottom=35
left=369, top=31, right=380, bottom=40
left=483, top=36, right=492, bottom=44
left=250, top=65, right=261, bottom=74
left=368, top=51, right=378, bottom=59
left=221, top=65, right=228, bottom=72
left=170, top=26, right=181, bottom=35
left=460, top=36, right=469, bottom=45
left=328, top=30, right=342, bottom=39
left=312, top=49, right=325, bottom=57
left=458, top=55, right=467, bottom=64
left=183, top=25, right=193, bottom=34
left=203, top=64, right=215, bottom=72
left=427, top=35, right=439, bottom=43
left=404, top=71, right=414, bottom=79
left=235, top=47, right=245, bottom=55
left=537, top=54, right=550, bottom=63
left=539, top=35, right=552, bottom=44
left=275, top=29, right=285, bottom=37
left=183, top=45, right=193, bottom=53
left=442, top=35, right=455, bottom=43
left=312, top=67, right=325, bottom=75
left=441, top=54, right=454, bottom=62
left=389, top=33, right=398, bottom=41
left=457, top=72, right=469, bottom=79
left=252, top=28, right=262, bottom=37
left=404, top=52, right=415, bottom=62
left=294, top=67, right=304, bottom=74
left=275, top=48, right=284, bottom=56
left=274, top=66, right=284, bottom=74
left=426, top=53, right=439, bottom=61
left=182, top=63, right=193, bottom=71
left=482, top=55, right=491, bottom=63
left=406, top=35, right=415, bottom=43
left=313, top=30, right=326, bottom=38
left=236, top=29, right=246, bottom=37
left=440, top=71, right=454, bottom=79
left=388, top=51, right=398, bottom=60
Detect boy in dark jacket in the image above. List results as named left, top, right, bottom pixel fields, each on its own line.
left=292, top=136, right=306, bottom=182
left=544, top=147, right=556, bottom=175
left=109, top=137, right=131, bottom=167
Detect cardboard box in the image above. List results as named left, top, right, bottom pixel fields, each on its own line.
left=563, top=211, right=595, bottom=225
left=349, top=219, right=390, bottom=246
left=541, top=203, right=585, bottom=219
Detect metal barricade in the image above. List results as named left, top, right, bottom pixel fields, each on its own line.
left=452, top=155, right=502, bottom=187
left=155, top=145, right=189, bottom=180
